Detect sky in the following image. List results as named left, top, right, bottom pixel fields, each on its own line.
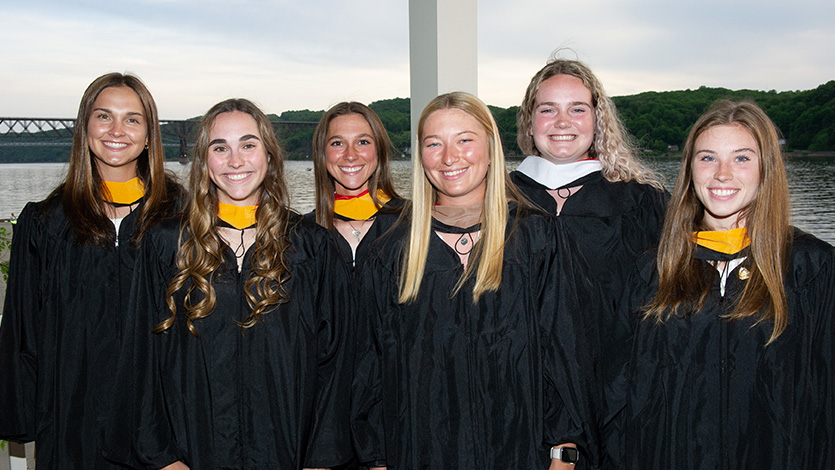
left=1, top=0, right=833, bottom=120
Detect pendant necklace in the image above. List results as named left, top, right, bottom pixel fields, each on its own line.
left=454, top=232, right=477, bottom=255
left=348, top=220, right=363, bottom=241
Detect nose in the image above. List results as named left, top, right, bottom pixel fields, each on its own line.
left=714, top=160, right=732, bottom=182
left=344, top=144, right=358, bottom=162
left=440, top=146, right=459, bottom=166
left=228, top=150, right=245, bottom=168
left=556, top=113, right=570, bottom=129
left=109, top=120, right=125, bottom=137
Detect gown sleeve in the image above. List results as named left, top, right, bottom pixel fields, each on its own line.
left=538, top=217, right=603, bottom=468
left=0, top=203, right=41, bottom=441
left=801, top=242, right=835, bottom=467
left=303, top=231, right=355, bottom=468
left=103, top=223, right=183, bottom=469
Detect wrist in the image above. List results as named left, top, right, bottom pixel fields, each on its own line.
left=550, top=445, right=579, bottom=465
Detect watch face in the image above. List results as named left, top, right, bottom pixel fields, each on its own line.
left=561, top=447, right=579, bottom=463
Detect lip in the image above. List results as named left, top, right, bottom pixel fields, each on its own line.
left=439, top=167, right=468, bottom=179
left=549, top=134, right=577, bottom=142
left=708, top=187, right=739, bottom=198
left=223, top=171, right=254, bottom=182
left=339, top=164, right=365, bottom=175
left=102, top=141, right=130, bottom=150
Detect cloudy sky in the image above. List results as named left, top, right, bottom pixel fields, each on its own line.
left=1, top=0, right=833, bottom=120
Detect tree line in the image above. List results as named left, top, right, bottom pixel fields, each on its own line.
left=1, top=82, right=833, bottom=163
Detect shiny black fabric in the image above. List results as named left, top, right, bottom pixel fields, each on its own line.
left=510, top=169, right=669, bottom=464
left=304, top=198, right=405, bottom=271
left=509, top=170, right=669, bottom=299
left=107, top=215, right=353, bottom=469
left=352, top=206, right=601, bottom=469
left=0, top=194, right=161, bottom=469
left=618, top=229, right=835, bottom=468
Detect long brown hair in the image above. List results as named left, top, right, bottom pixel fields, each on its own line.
left=644, top=100, right=792, bottom=343
left=312, top=101, right=401, bottom=229
left=517, top=57, right=662, bottom=189
left=156, top=98, right=293, bottom=335
left=53, top=72, right=178, bottom=245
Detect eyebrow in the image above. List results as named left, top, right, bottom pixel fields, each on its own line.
left=422, top=130, right=477, bottom=143
left=209, top=134, right=261, bottom=146
left=328, top=133, right=374, bottom=141
left=535, top=100, right=592, bottom=108
left=92, top=107, right=144, bottom=117
left=696, top=147, right=758, bottom=154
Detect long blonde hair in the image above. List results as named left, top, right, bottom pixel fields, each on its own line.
left=156, top=99, right=293, bottom=335
left=399, top=92, right=519, bottom=304
left=517, top=57, right=663, bottom=189
left=644, top=100, right=792, bottom=343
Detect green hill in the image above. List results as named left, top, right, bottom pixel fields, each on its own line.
left=2, top=81, right=833, bottom=163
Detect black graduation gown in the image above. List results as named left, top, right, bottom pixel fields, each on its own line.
left=619, top=229, right=835, bottom=469
left=304, top=198, right=405, bottom=270
left=352, top=206, right=600, bottom=469
left=0, top=194, right=150, bottom=469
left=107, top=214, right=353, bottom=470
left=509, top=170, right=669, bottom=300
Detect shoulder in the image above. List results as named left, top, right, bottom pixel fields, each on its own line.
left=786, top=228, right=835, bottom=287
left=286, top=211, right=339, bottom=258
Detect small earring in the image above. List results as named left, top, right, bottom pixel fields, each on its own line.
left=144, top=142, right=149, bottom=150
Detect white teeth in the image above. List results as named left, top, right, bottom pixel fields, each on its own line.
left=103, top=142, right=128, bottom=149
left=226, top=172, right=251, bottom=181
left=340, top=165, right=364, bottom=173
left=710, top=188, right=738, bottom=197
left=441, top=168, right=467, bottom=177
left=549, top=135, right=576, bottom=141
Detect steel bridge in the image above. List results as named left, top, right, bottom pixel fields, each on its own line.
left=0, top=117, right=317, bottom=159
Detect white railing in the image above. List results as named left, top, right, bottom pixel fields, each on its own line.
left=0, top=442, right=35, bottom=470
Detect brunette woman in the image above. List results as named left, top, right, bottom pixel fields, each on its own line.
left=0, top=72, right=181, bottom=469
left=617, top=100, right=835, bottom=468
left=309, top=101, right=403, bottom=268
left=352, top=92, right=599, bottom=469
left=111, top=99, right=352, bottom=469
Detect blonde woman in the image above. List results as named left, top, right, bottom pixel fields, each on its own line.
left=511, top=58, right=668, bottom=298
left=110, top=99, right=352, bottom=469
left=352, top=92, right=599, bottom=469
left=617, top=100, right=835, bottom=468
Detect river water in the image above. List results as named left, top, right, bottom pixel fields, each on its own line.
left=1, top=157, right=833, bottom=244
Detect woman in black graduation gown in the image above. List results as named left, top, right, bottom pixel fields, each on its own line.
left=110, top=99, right=352, bottom=469
left=510, top=58, right=669, bottom=462
left=617, top=100, right=835, bottom=468
left=352, top=92, right=600, bottom=469
left=308, top=101, right=404, bottom=268
left=510, top=58, right=669, bottom=298
left=0, top=73, right=181, bottom=469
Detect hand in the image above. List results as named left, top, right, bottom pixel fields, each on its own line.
left=549, top=459, right=575, bottom=470
left=160, top=462, right=189, bottom=470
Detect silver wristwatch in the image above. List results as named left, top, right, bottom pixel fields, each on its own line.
left=550, top=446, right=579, bottom=464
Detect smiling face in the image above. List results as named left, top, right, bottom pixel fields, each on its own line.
left=207, top=111, right=269, bottom=206
left=420, top=108, right=489, bottom=207
left=325, top=113, right=379, bottom=196
left=530, top=74, right=595, bottom=165
left=691, top=123, right=761, bottom=230
left=86, top=86, right=147, bottom=181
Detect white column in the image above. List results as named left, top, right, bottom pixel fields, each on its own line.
left=409, top=0, right=478, bottom=150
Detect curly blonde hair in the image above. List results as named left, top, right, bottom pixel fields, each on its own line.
left=517, top=57, right=663, bottom=189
